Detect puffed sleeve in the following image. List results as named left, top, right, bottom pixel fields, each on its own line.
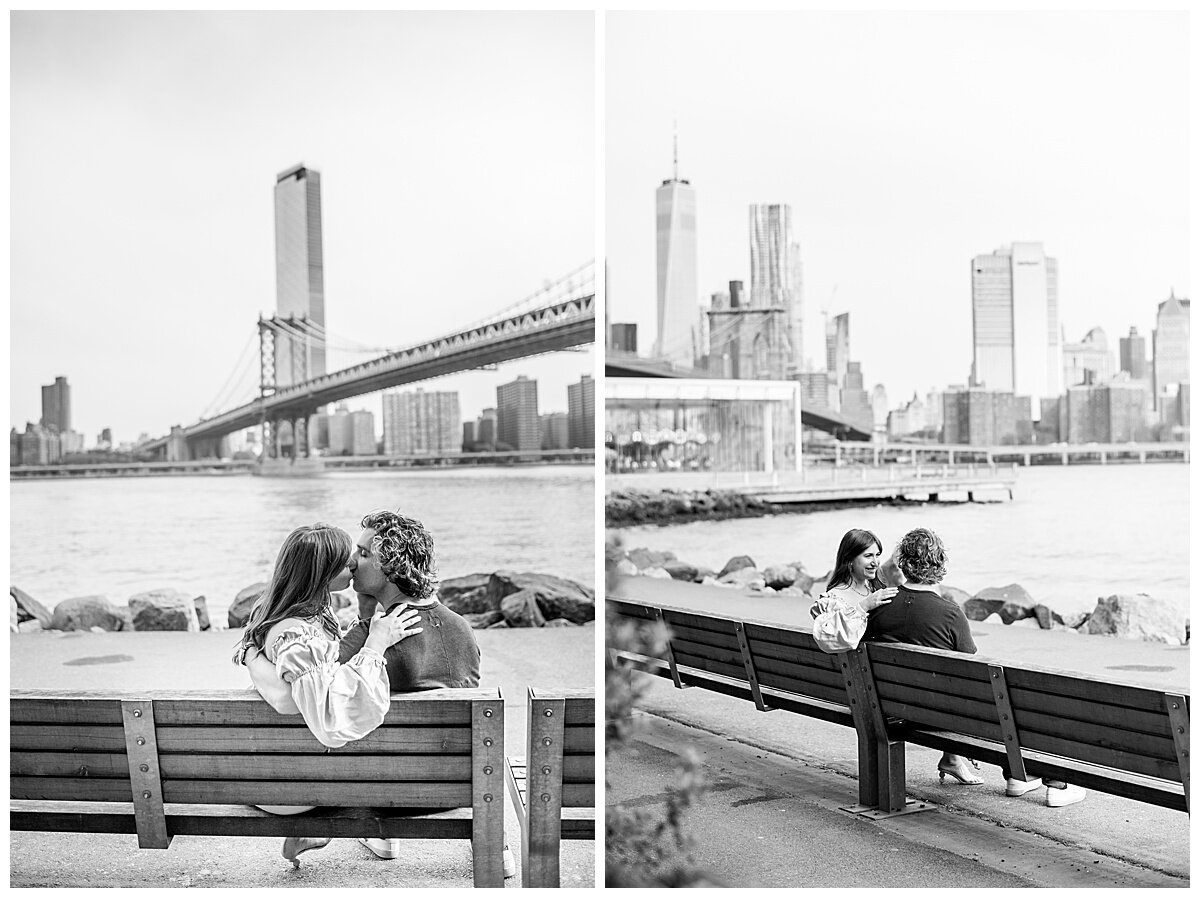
left=270, top=625, right=390, bottom=748
left=811, top=595, right=868, bottom=654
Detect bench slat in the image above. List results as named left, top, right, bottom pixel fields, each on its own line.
left=1002, top=667, right=1181, bottom=713
left=663, top=621, right=742, bottom=653
left=871, top=660, right=996, bottom=705
left=1007, top=686, right=1177, bottom=739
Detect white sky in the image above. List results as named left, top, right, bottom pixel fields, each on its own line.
left=606, top=10, right=1191, bottom=406
left=10, top=11, right=594, bottom=444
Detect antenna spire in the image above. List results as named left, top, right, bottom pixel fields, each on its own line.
left=673, top=119, right=678, bottom=181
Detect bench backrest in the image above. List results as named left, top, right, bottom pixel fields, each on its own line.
left=11, top=687, right=505, bottom=842
left=608, top=597, right=1190, bottom=810
left=526, top=687, right=595, bottom=811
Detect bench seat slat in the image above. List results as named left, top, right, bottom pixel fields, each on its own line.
left=1007, top=687, right=1178, bottom=739
left=1009, top=709, right=1179, bottom=764
left=11, top=725, right=128, bottom=753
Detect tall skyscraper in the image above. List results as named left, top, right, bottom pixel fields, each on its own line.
left=1152, top=291, right=1190, bottom=405
left=274, top=164, right=327, bottom=388
left=825, top=313, right=849, bottom=410
left=746, top=204, right=797, bottom=378
left=40, top=376, right=70, bottom=434
left=477, top=408, right=498, bottom=447
left=382, top=389, right=461, bottom=456
left=789, top=241, right=805, bottom=372
left=567, top=374, right=595, bottom=449
left=496, top=376, right=539, bottom=451
left=655, top=140, right=698, bottom=367
left=970, top=243, right=1062, bottom=418
left=1119, top=327, right=1148, bottom=380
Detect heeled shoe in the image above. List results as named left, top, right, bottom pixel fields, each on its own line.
left=937, top=758, right=983, bottom=785
left=283, top=836, right=332, bottom=869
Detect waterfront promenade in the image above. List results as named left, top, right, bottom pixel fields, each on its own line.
left=608, top=576, right=1189, bottom=888
left=9, top=626, right=596, bottom=888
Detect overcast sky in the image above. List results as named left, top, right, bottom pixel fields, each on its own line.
left=606, top=10, right=1190, bottom=405
left=11, top=11, right=594, bottom=444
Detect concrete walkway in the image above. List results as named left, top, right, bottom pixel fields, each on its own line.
left=607, top=577, right=1190, bottom=888
left=9, top=626, right=597, bottom=889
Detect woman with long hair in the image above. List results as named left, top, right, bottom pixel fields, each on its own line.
left=810, top=528, right=899, bottom=652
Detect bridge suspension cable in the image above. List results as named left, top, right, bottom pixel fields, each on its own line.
left=198, top=328, right=260, bottom=419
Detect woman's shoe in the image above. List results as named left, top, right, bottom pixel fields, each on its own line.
left=1005, top=777, right=1044, bottom=797
left=282, top=836, right=332, bottom=869
left=937, top=758, right=984, bottom=785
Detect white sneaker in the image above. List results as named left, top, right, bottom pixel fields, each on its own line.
left=1046, top=783, right=1086, bottom=807
left=359, top=838, right=401, bottom=859
left=1005, top=777, right=1043, bottom=797
left=503, top=845, right=516, bottom=879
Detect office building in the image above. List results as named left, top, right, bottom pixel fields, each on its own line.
left=943, top=388, right=1030, bottom=446
left=747, top=204, right=801, bottom=374
left=40, top=376, right=70, bottom=434
left=540, top=413, right=570, bottom=450
left=327, top=404, right=374, bottom=456
left=1119, top=327, right=1148, bottom=380
left=797, top=371, right=830, bottom=412
left=274, top=163, right=327, bottom=387
left=477, top=408, right=498, bottom=447
left=382, top=389, right=461, bottom=456
left=970, top=243, right=1062, bottom=417
left=609, top=323, right=638, bottom=354
left=462, top=421, right=477, bottom=449
left=839, top=362, right=872, bottom=430
left=1153, top=291, right=1190, bottom=406
left=567, top=374, right=595, bottom=449
left=1062, top=327, right=1115, bottom=387
left=655, top=146, right=698, bottom=366
left=497, top=376, right=539, bottom=451
left=1066, top=375, right=1150, bottom=443
left=825, top=313, right=850, bottom=410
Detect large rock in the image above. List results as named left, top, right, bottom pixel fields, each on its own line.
left=486, top=571, right=595, bottom=624
left=49, top=596, right=129, bottom=632
left=718, top=567, right=766, bottom=591
left=663, top=561, right=699, bottom=582
left=438, top=573, right=497, bottom=615
left=193, top=596, right=212, bottom=631
left=963, top=597, right=1004, bottom=621
left=10, top=596, right=18, bottom=633
left=11, top=586, right=53, bottom=628
left=718, top=555, right=756, bottom=578
left=1085, top=594, right=1186, bottom=645
left=500, top=590, right=546, bottom=628
left=463, top=610, right=505, bottom=629
left=614, top=559, right=639, bottom=577
left=641, top=566, right=673, bottom=580
left=228, top=582, right=268, bottom=629
left=763, top=565, right=798, bottom=589
left=940, top=585, right=972, bottom=607
left=627, top=547, right=676, bottom=570
left=1032, top=604, right=1064, bottom=630
left=1061, top=610, right=1091, bottom=630
left=543, top=618, right=578, bottom=627
left=974, top=584, right=1037, bottom=624
left=129, top=588, right=200, bottom=632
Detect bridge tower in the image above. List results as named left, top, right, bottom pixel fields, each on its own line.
left=259, top=315, right=319, bottom=460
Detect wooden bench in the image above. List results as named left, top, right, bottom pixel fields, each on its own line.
left=10, top=687, right=508, bottom=886
left=608, top=597, right=1190, bottom=817
left=503, top=686, right=596, bottom=887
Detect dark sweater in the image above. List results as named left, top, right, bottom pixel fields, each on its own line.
left=864, top=585, right=977, bottom=654
left=339, top=600, right=481, bottom=691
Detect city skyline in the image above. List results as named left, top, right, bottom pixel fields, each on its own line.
left=11, top=11, right=594, bottom=441
left=606, top=11, right=1190, bottom=404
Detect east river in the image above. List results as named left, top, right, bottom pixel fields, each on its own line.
left=10, top=465, right=595, bottom=624
left=614, top=463, right=1189, bottom=619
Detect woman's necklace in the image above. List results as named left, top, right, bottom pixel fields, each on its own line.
left=850, top=580, right=870, bottom=597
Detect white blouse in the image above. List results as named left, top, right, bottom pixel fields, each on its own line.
left=266, top=620, right=391, bottom=749
left=810, top=592, right=869, bottom=654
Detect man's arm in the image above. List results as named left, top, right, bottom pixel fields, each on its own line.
left=951, top=607, right=978, bottom=654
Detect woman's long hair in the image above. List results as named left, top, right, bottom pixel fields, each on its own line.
left=232, top=524, right=350, bottom=665
left=825, top=528, right=885, bottom=592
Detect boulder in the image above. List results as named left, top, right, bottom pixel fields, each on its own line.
left=981, top=613, right=1005, bottom=626
left=488, top=619, right=511, bottom=629
left=486, top=571, right=594, bottom=624
left=1061, top=610, right=1091, bottom=630
left=18, top=619, right=43, bottom=634
left=663, top=561, right=699, bottom=582
left=776, top=586, right=810, bottom=598
left=463, top=610, right=505, bottom=629
left=11, top=586, right=53, bottom=628
left=614, top=559, right=639, bottom=577
left=228, top=582, right=268, bottom=629
left=963, top=597, right=1004, bottom=622
left=791, top=570, right=817, bottom=595
left=438, top=573, right=496, bottom=615
left=718, top=567, right=766, bottom=591
left=641, top=566, right=673, bottom=580
left=718, top=555, right=757, bottom=578
left=193, top=596, right=212, bottom=631
left=49, top=596, right=129, bottom=632
left=1085, top=594, right=1186, bottom=645
left=1009, top=617, right=1043, bottom=629
left=543, top=618, right=578, bottom=627
left=500, top=589, right=546, bottom=628
left=1032, top=604, right=1064, bottom=630
left=627, top=548, right=676, bottom=570
left=974, top=584, right=1037, bottom=625
left=763, top=565, right=798, bottom=590
left=129, top=588, right=200, bottom=632
left=940, top=585, right=972, bottom=607
left=10, top=596, right=19, bottom=633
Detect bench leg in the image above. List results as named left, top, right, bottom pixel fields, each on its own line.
left=876, top=737, right=907, bottom=814
left=523, top=800, right=561, bottom=888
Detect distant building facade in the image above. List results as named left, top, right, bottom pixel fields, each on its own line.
left=540, top=413, right=570, bottom=450
left=1066, top=375, right=1150, bottom=443
left=40, top=376, right=70, bottom=433
left=1152, top=292, right=1190, bottom=408
left=1119, top=326, right=1148, bottom=381
left=274, top=163, right=326, bottom=388
left=609, top=323, right=638, bottom=353
left=476, top=408, right=498, bottom=447
left=382, top=389, right=461, bottom=456
left=1062, top=326, right=1115, bottom=387
left=971, top=243, right=1062, bottom=417
left=748, top=204, right=802, bottom=374
left=943, top=387, right=1031, bottom=446
left=567, top=374, right=595, bottom=449
left=655, top=156, right=698, bottom=366
left=496, top=376, right=539, bottom=450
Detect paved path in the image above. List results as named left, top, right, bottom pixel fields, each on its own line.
left=9, top=626, right=597, bottom=889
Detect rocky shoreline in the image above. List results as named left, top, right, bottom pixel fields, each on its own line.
left=606, top=488, right=926, bottom=527
left=10, top=571, right=596, bottom=636
left=610, top=545, right=1189, bottom=646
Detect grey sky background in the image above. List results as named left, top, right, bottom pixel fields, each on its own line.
left=606, top=11, right=1190, bottom=405
left=11, top=11, right=594, bottom=444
